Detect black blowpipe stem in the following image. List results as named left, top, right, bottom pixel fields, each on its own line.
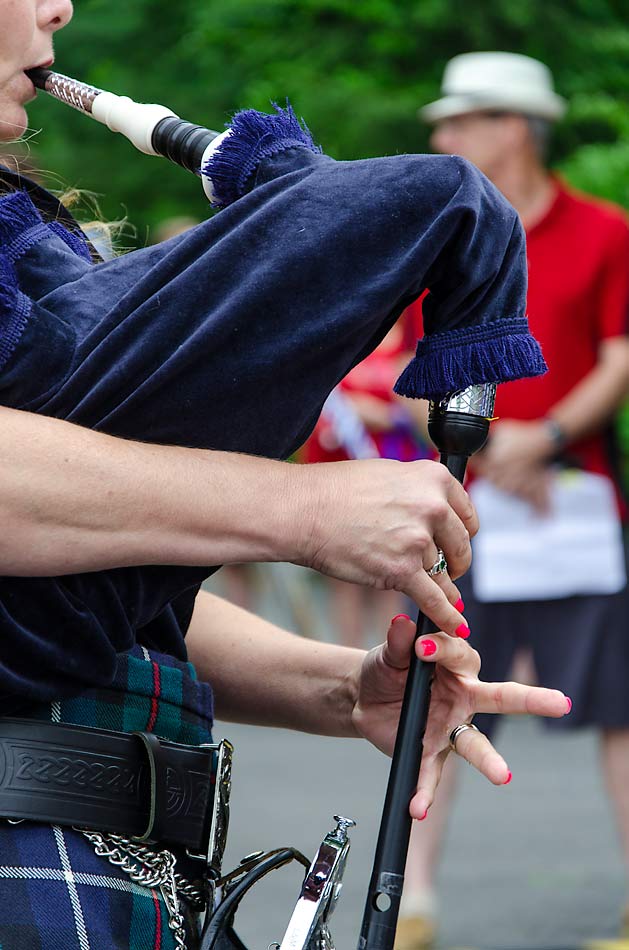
left=151, top=116, right=219, bottom=176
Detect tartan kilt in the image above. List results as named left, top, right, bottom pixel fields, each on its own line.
left=0, top=646, right=214, bottom=950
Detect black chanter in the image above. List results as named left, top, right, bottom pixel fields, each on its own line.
left=358, top=385, right=496, bottom=950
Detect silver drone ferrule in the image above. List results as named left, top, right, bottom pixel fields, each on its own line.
left=429, top=382, right=497, bottom=420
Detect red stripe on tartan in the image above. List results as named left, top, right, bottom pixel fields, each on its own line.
left=152, top=889, right=163, bottom=950
left=146, top=661, right=161, bottom=733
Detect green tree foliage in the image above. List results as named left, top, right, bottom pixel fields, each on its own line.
left=26, top=0, right=629, bottom=233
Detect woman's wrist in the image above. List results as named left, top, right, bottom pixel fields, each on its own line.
left=324, top=648, right=365, bottom=739
left=281, top=461, right=335, bottom=571
left=541, top=416, right=568, bottom=454
left=267, top=461, right=321, bottom=566
left=520, top=419, right=566, bottom=462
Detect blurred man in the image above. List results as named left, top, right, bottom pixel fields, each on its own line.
left=398, top=52, right=629, bottom=950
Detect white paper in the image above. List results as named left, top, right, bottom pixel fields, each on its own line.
left=469, top=471, right=626, bottom=602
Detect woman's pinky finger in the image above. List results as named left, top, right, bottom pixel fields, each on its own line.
left=452, top=724, right=512, bottom=787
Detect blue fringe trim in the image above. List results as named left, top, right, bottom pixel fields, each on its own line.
left=0, top=253, right=16, bottom=325
left=0, top=190, right=91, bottom=375
left=0, top=189, right=41, bottom=237
left=0, top=188, right=92, bottom=263
left=0, top=252, right=31, bottom=373
left=0, top=190, right=47, bottom=262
left=394, top=316, right=548, bottom=400
left=203, top=101, right=322, bottom=209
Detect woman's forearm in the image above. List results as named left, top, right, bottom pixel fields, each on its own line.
left=185, top=589, right=364, bottom=736
left=1, top=407, right=475, bottom=637
left=548, top=337, right=629, bottom=443
left=0, top=407, right=305, bottom=574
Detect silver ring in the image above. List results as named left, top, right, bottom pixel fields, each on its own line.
left=448, top=722, right=479, bottom=753
left=426, top=549, right=447, bottom=577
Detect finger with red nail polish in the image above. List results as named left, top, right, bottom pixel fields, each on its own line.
left=390, top=613, right=410, bottom=625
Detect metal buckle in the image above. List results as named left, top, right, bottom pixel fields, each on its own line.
left=186, top=738, right=233, bottom=880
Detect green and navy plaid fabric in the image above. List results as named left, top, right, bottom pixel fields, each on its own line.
left=0, top=646, right=214, bottom=949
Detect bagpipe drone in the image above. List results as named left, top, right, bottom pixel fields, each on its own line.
left=19, top=67, right=546, bottom=950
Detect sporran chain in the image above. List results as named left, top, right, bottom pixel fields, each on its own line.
left=80, top=829, right=208, bottom=950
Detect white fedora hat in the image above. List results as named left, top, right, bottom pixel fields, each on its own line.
left=420, top=52, right=567, bottom=123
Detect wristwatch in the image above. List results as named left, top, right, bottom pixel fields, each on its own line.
left=543, top=417, right=567, bottom=452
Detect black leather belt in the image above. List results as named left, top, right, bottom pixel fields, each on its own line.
left=0, top=718, right=223, bottom=855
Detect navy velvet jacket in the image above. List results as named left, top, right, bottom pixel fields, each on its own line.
left=0, top=121, right=544, bottom=708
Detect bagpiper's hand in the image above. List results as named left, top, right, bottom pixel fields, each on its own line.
left=351, top=615, right=571, bottom=818
left=298, top=459, right=478, bottom=639
left=473, top=453, right=552, bottom=512
left=472, top=419, right=554, bottom=511
left=481, top=419, right=556, bottom=469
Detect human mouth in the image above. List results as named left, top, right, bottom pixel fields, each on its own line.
left=24, top=59, right=54, bottom=81
left=22, top=61, right=53, bottom=99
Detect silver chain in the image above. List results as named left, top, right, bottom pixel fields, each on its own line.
left=80, top=829, right=208, bottom=950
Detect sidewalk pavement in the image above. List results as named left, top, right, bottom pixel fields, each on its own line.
left=213, top=714, right=625, bottom=949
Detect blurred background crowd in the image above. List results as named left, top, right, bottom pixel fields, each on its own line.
left=10, top=2, right=629, bottom=947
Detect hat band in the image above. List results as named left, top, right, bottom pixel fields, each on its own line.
left=420, top=88, right=566, bottom=123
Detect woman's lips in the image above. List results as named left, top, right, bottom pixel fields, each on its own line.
left=24, top=59, right=54, bottom=80
left=23, top=62, right=52, bottom=96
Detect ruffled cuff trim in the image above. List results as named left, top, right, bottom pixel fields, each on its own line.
left=394, top=316, right=548, bottom=400
left=0, top=253, right=31, bottom=373
left=203, top=102, right=322, bottom=209
left=0, top=190, right=92, bottom=374
left=0, top=189, right=92, bottom=263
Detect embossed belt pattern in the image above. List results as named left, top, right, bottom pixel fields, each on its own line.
left=0, top=717, right=217, bottom=852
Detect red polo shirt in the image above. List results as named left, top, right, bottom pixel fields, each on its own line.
left=497, top=179, right=629, bottom=478
left=406, top=179, right=629, bottom=480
